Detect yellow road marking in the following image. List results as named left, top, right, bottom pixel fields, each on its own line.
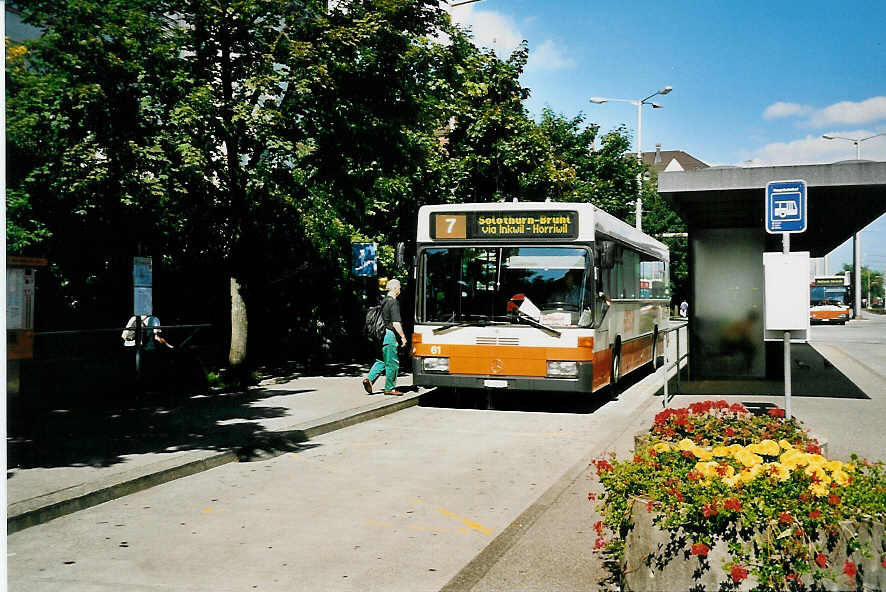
left=436, top=508, right=492, bottom=535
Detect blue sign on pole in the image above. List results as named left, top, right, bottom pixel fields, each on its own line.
left=765, top=180, right=807, bottom=234
left=352, top=242, right=377, bottom=277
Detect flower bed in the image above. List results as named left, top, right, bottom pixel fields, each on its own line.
left=591, top=401, right=886, bottom=591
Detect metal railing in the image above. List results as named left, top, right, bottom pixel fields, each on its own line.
left=659, top=320, right=689, bottom=407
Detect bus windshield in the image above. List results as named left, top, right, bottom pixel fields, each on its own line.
left=810, top=285, right=848, bottom=306
left=420, top=246, right=593, bottom=327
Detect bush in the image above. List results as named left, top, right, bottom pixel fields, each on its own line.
left=592, top=401, right=886, bottom=591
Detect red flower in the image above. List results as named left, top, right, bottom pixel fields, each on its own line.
left=724, top=498, right=742, bottom=512
left=768, top=408, right=785, bottom=418
left=808, top=510, right=822, bottom=519
left=730, top=564, right=748, bottom=583
left=702, top=504, right=718, bottom=518
left=681, top=450, right=694, bottom=458
left=593, top=459, right=614, bottom=475
left=633, top=455, right=644, bottom=463
left=881, top=556, right=886, bottom=569
left=728, top=402, right=747, bottom=414
left=593, top=537, right=606, bottom=550
left=806, top=443, right=821, bottom=454
left=843, top=560, right=857, bottom=579
left=715, top=464, right=729, bottom=476
left=674, top=491, right=684, bottom=502
left=724, top=427, right=735, bottom=437
left=828, top=494, right=841, bottom=506
left=815, top=553, right=828, bottom=568
left=688, top=470, right=702, bottom=482
left=587, top=492, right=597, bottom=501
left=779, top=512, right=792, bottom=524
left=593, top=520, right=604, bottom=535
left=690, top=543, right=709, bottom=557
left=646, top=500, right=657, bottom=513
left=786, top=573, right=802, bottom=585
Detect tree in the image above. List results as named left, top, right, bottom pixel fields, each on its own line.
left=841, top=264, right=884, bottom=306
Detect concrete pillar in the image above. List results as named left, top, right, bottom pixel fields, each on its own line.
left=854, top=233, right=862, bottom=316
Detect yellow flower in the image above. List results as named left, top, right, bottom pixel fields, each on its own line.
left=677, top=438, right=696, bottom=451
left=845, top=463, right=856, bottom=473
left=824, top=460, right=843, bottom=472
left=810, top=482, right=829, bottom=497
left=755, top=439, right=781, bottom=456
left=693, top=448, right=714, bottom=461
left=712, top=445, right=730, bottom=457
left=694, top=461, right=719, bottom=478
left=779, top=449, right=805, bottom=469
left=735, top=448, right=764, bottom=468
left=764, top=462, right=791, bottom=482
left=832, top=469, right=851, bottom=487
left=652, top=442, right=671, bottom=453
left=778, top=439, right=794, bottom=451
left=739, top=465, right=763, bottom=483
left=726, top=444, right=744, bottom=457
left=805, top=454, right=826, bottom=469
left=722, top=474, right=741, bottom=488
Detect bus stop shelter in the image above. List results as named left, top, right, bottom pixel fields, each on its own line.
left=658, top=160, right=886, bottom=391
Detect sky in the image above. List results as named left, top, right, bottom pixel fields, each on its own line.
left=445, top=0, right=886, bottom=274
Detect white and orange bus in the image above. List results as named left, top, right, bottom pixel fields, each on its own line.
left=810, top=274, right=851, bottom=325
left=410, top=202, right=669, bottom=394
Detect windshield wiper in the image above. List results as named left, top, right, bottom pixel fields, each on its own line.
left=514, top=311, right=561, bottom=338
left=433, top=315, right=494, bottom=335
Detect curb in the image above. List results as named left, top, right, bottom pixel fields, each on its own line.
left=8, top=391, right=423, bottom=534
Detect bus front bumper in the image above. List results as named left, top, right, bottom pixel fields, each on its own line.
left=412, top=360, right=596, bottom=393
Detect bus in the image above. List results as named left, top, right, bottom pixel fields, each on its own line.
left=810, top=274, right=851, bottom=324
left=410, top=202, right=669, bottom=394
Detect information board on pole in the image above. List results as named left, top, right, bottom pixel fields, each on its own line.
left=764, top=180, right=808, bottom=420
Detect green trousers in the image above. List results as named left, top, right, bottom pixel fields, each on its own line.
left=368, top=329, right=399, bottom=391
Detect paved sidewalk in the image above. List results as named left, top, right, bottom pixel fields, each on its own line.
left=7, top=369, right=422, bottom=533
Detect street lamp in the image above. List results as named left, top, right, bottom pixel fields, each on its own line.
left=821, top=132, right=886, bottom=160
left=590, top=86, right=673, bottom=230
left=821, top=132, right=886, bottom=159
left=821, top=132, right=886, bottom=315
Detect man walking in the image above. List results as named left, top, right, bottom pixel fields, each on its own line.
left=363, top=279, right=408, bottom=396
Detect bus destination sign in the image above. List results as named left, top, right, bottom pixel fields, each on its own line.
left=432, top=211, right=577, bottom=240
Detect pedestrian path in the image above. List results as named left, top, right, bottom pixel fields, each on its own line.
left=7, top=371, right=421, bottom=533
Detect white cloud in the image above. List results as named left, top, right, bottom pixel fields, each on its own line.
left=742, top=129, right=886, bottom=166
left=808, top=97, right=886, bottom=127
left=448, top=4, right=523, bottom=58
left=446, top=4, right=573, bottom=72
left=763, top=102, right=813, bottom=120
left=762, top=96, right=886, bottom=128
left=527, top=39, right=575, bottom=72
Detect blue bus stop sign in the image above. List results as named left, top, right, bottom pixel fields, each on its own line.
left=765, top=180, right=807, bottom=234
left=352, top=242, right=377, bottom=277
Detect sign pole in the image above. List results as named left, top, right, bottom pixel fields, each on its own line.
left=766, top=180, right=806, bottom=420
left=783, top=233, right=792, bottom=419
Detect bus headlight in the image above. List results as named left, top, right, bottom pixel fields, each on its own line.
left=547, top=361, right=578, bottom=378
left=422, top=357, right=450, bottom=373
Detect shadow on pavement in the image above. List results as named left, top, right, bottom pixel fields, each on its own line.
left=419, top=362, right=655, bottom=414
left=6, top=387, right=317, bottom=472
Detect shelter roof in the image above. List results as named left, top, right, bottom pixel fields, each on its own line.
left=658, top=161, right=886, bottom=256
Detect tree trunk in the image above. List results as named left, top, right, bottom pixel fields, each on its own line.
left=229, top=276, right=248, bottom=367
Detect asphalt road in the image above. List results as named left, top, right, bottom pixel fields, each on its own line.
left=6, top=387, right=652, bottom=592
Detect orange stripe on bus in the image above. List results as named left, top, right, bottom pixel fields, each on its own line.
left=413, top=343, right=594, bottom=378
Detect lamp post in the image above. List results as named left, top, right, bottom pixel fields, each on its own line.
left=821, top=132, right=886, bottom=317
left=590, top=86, right=673, bottom=230
left=821, top=132, right=886, bottom=159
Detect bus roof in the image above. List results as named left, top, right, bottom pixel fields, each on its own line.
left=416, top=201, right=668, bottom=262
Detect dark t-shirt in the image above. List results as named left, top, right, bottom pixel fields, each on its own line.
left=381, top=295, right=401, bottom=331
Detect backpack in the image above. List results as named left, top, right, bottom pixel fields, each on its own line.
left=364, top=303, right=387, bottom=343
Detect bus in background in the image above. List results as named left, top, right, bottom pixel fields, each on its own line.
left=410, top=202, right=669, bottom=395
left=810, top=274, right=851, bottom=325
